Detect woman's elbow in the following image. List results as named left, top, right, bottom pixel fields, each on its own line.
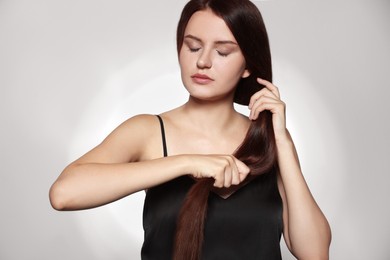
left=292, top=240, right=331, bottom=260
left=291, top=231, right=331, bottom=260
left=49, top=181, right=69, bottom=211
left=292, top=249, right=329, bottom=260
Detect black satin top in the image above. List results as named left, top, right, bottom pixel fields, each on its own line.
left=141, top=116, right=283, bottom=260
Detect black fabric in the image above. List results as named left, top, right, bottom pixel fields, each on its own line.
left=141, top=115, right=283, bottom=260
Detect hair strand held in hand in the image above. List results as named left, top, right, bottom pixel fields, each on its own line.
left=173, top=0, right=278, bottom=259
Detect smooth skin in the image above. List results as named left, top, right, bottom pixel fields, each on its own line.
left=50, top=8, right=331, bottom=260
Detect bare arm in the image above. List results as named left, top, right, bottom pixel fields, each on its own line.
left=50, top=156, right=193, bottom=210
left=249, top=78, right=331, bottom=259
left=276, top=133, right=331, bottom=259
left=49, top=114, right=189, bottom=210
left=49, top=114, right=249, bottom=211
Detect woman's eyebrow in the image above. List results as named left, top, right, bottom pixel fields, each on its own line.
left=184, top=34, right=237, bottom=45
left=184, top=34, right=202, bottom=42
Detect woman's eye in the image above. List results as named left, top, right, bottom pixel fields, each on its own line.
left=189, top=47, right=200, bottom=53
left=217, top=51, right=229, bottom=57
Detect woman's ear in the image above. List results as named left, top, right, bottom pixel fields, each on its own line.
left=242, top=68, right=251, bottom=78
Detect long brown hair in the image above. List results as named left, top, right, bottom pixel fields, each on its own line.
left=174, top=0, right=277, bottom=259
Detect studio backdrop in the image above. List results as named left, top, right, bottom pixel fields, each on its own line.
left=1, top=0, right=389, bottom=259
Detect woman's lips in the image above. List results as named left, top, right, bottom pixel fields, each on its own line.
left=191, top=73, right=214, bottom=84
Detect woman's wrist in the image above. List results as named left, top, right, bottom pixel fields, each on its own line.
left=170, top=154, right=194, bottom=177
left=274, top=129, right=292, bottom=146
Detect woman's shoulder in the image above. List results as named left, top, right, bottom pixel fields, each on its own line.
left=99, top=114, right=167, bottom=161
left=122, top=113, right=160, bottom=125
left=96, top=114, right=161, bottom=141
left=115, top=114, right=163, bottom=139
left=119, top=107, right=184, bottom=133
left=69, top=114, right=164, bottom=164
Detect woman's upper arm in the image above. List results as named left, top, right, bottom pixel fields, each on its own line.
left=70, top=114, right=157, bottom=166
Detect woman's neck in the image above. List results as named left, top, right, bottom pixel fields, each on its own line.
left=180, top=95, right=243, bottom=133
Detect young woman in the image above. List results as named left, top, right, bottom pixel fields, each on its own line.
left=49, top=0, right=331, bottom=259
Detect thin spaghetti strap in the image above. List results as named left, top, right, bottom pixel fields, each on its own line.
left=156, top=115, right=168, bottom=157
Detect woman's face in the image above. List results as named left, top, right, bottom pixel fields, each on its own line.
left=179, top=8, right=250, bottom=102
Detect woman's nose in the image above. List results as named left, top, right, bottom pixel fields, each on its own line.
left=197, top=50, right=212, bottom=69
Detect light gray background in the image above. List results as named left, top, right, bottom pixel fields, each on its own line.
left=1, top=0, right=389, bottom=259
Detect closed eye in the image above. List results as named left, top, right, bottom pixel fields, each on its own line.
left=217, top=50, right=229, bottom=57
left=189, top=47, right=201, bottom=53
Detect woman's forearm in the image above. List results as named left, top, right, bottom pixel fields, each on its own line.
left=277, top=137, right=331, bottom=259
left=49, top=155, right=190, bottom=211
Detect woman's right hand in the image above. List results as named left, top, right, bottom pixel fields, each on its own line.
left=188, top=155, right=250, bottom=188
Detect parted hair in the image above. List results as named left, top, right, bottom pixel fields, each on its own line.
left=174, top=0, right=277, bottom=259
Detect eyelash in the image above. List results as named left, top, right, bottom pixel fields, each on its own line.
left=217, top=51, right=229, bottom=57
left=188, top=48, right=229, bottom=57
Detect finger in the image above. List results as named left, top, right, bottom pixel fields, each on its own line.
left=213, top=165, right=225, bottom=188
left=223, top=157, right=234, bottom=187
left=233, top=158, right=250, bottom=182
left=227, top=155, right=240, bottom=186
left=250, top=101, right=284, bottom=120
left=249, top=88, right=279, bottom=109
left=249, top=96, right=281, bottom=120
left=250, top=95, right=280, bottom=112
left=257, top=78, right=280, bottom=99
left=230, top=165, right=240, bottom=186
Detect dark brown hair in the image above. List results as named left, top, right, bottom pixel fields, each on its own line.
left=174, top=0, right=277, bottom=259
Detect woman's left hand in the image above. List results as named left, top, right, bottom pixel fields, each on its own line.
left=248, top=78, right=288, bottom=140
